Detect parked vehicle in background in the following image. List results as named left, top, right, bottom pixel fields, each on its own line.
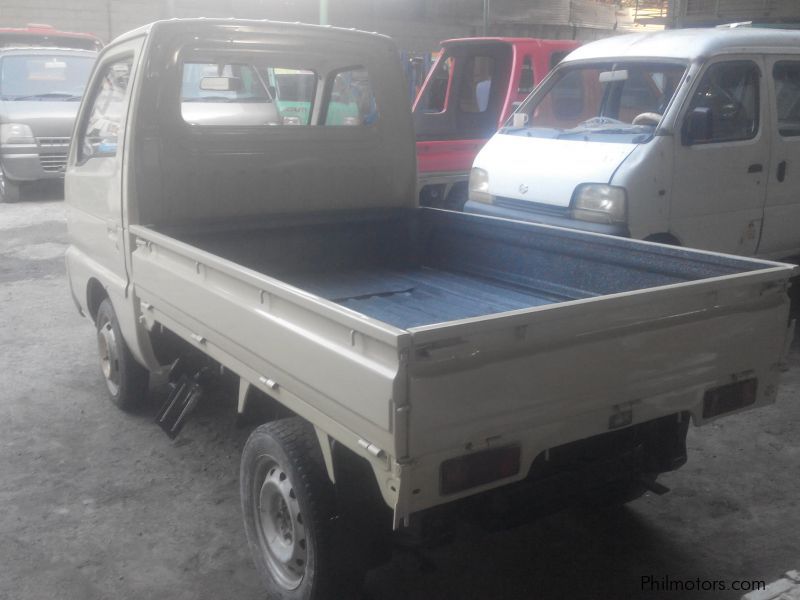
left=468, top=28, right=800, bottom=259
left=0, top=47, right=97, bottom=202
left=66, top=19, right=795, bottom=600
left=413, top=37, right=579, bottom=210
left=0, top=24, right=102, bottom=51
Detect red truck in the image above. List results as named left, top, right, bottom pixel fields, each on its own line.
left=413, top=37, right=580, bottom=209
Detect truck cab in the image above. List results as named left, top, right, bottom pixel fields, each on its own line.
left=413, top=37, right=579, bottom=210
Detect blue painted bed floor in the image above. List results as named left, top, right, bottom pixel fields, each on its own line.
left=283, top=266, right=567, bottom=329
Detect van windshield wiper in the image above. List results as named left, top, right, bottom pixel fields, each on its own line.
left=557, top=125, right=650, bottom=139
left=8, top=92, right=82, bottom=101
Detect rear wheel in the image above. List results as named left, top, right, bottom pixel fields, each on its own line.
left=0, top=169, right=21, bottom=203
left=241, top=418, right=365, bottom=600
left=95, top=298, right=149, bottom=411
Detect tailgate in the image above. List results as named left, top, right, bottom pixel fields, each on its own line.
left=404, top=266, right=793, bottom=460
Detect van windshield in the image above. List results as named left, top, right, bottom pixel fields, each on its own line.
left=0, top=54, right=95, bottom=101
left=502, top=61, right=686, bottom=143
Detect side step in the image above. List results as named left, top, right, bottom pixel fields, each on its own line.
left=156, top=366, right=209, bottom=439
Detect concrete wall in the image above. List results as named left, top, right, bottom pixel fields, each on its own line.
left=0, top=0, right=624, bottom=51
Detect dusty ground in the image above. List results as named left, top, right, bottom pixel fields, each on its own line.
left=1, top=190, right=799, bottom=600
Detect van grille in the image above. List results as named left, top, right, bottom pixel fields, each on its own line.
left=493, top=196, right=570, bottom=217
left=37, top=137, right=70, bottom=148
left=37, top=137, right=70, bottom=173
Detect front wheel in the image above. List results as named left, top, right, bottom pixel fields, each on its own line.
left=95, top=298, right=149, bottom=411
left=241, top=418, right=365, bottom=600
left=0, top=170, right=21, bottom=203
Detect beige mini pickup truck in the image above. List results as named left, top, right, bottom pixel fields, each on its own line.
left=65, top=19, right=795, bottom=599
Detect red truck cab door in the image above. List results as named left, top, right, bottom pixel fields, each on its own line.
left=414, top=41, right=513, bottom=146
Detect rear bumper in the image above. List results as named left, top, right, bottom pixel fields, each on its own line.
left=464, top=199, right=630, bottom=237
left=1, top=143, right=69, bottom=181
left=403, top=413, right=689, bottom=541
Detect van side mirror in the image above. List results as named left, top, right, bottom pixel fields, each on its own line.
left=683, top=107, right=713, bottom=145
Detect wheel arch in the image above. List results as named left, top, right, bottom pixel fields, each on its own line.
left=644, top=232, right=682, bottom=246
left=86, top=277, right=109, bottom=322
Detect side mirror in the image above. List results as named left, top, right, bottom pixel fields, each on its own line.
left=517, top=63, right=534, bottom=94
left=683, top=106, right=713, bottom=145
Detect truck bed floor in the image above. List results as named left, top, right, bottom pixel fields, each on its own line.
left=284, top=266, right=568, bottom=329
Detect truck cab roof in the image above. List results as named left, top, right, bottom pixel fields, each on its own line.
left=440, top=36, right=580, bottom=49
left=109, top=17, right=393, bottom=49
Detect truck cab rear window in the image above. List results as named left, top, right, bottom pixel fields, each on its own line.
left=180, top=62, right=378, bottom=127
left=180, top=62, right=317, bottom=127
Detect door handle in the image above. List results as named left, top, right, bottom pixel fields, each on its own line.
left=777, top=160, right=787, bottom=182
left=747, top=163, right=763, bottom=173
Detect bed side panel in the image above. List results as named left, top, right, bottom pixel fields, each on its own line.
left=131, top=231, right=404, bottom=454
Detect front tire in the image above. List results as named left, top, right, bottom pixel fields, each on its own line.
left=0, top=170, right=21, bottom=203
left=241, top=418, right=364, bottom=600
left=95, top=298, right=149, bottom=411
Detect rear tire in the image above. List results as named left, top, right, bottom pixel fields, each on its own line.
left=0, top=170, right=21, bottom=203
left=241, top=418, right=365, bottom=600
left=95, top=298, right=149, bottom=411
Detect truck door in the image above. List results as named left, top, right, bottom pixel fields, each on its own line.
left=670, top=58, right=768, bottom=255
left=757, top=57, right=800, bottom=257
left=66, top=37, right=142, bottom=297
left=413, top=42, right=512, bottom=142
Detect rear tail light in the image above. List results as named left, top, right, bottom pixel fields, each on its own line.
left=703, top=379, right=757, bottom=419
left=440, top=445, right=521, bottom=496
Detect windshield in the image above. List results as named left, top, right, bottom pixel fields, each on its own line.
left=0, top=54, right=94, bottom=100
left=503, top=61, right=687, bottom=143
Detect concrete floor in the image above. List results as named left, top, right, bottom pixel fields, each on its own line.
left=1, top=192, right=799, bottom=600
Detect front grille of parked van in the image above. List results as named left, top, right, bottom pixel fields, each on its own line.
left=37, top=137, right=70, bottom=173
left=493, top=196, right=570, bottom=218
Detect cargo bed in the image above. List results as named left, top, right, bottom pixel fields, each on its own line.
left=157, top=208, right=763, bottom=330
left=131, top=207, right=793, bottom=521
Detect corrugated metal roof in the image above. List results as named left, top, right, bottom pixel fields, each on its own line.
left=493, top=0, right=617, bottom=30
left=684, top=0, right=800, bottom=20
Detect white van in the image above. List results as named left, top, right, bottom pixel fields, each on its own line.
left=467, top=28, right=800, bottom=258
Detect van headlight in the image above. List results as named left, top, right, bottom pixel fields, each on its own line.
left=0, top=123, right=35, bottom=145
left=468, top=167, right=493, bottom=204
left=570, top=184, right=627, bottom=224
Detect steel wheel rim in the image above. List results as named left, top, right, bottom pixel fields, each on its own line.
left=254, top=455, right=307, bottom=590
left=96, top=317, right=120, bottom=396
